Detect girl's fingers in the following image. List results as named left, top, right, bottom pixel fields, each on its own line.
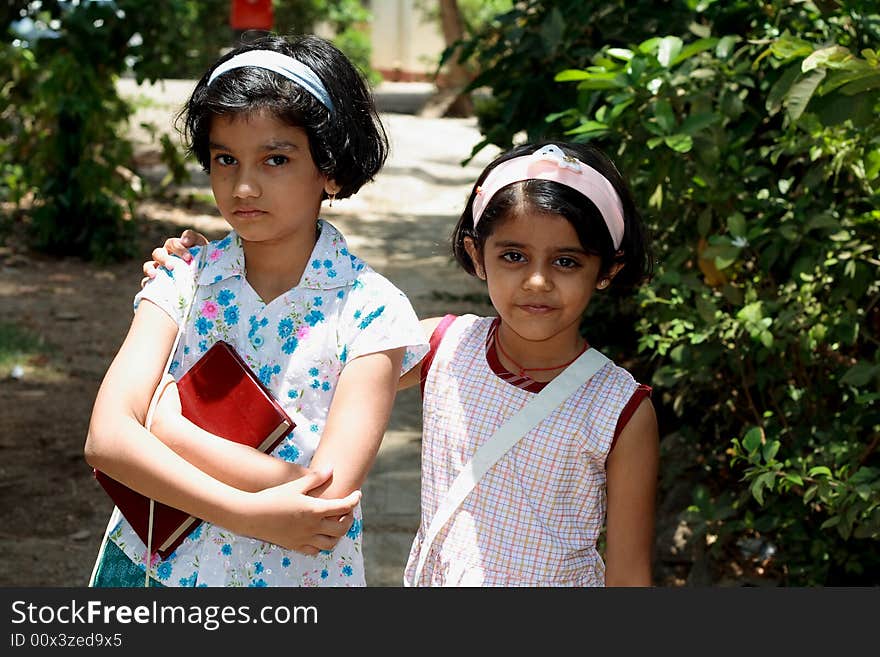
left=151, top=246, right=174, bottom=269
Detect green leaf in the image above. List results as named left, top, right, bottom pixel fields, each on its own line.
left=653, top=100, right=676, bottom=133
left=840, top=361, right=878, bottom=387
left=766, top=64, right=801, bottom=115
left=786, top=69, right=826, bottom=122
left=555, top=69, right=593, bottom=82
left=727, top=212, right=747, bottom=238
left=762, top=440, right=780, bottom=463
left=678, top=112, right=719, bottom=135
left=809, top=466, right=832, bottom=478
left=715, top=35, right=740, bottom=59
left=785, top=473, right=804, bottom=487
left=742, top=426, right=763, bottom=453
left=820, top=516, right=840, bottom=529
left=658, top=37, right=683, bottom=68
left=664, top=134, right=693, bottom=153
left=606, top=48, right=634, bottom=62
left=672, top=38, right=718, bottom=65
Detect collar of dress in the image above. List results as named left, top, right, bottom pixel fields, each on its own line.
left=194, top=219, right=363, bottom=291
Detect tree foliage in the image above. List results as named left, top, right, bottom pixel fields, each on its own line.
left=461, top=0, right=880, bottom=584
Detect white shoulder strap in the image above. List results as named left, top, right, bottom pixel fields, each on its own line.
left=144, top=248, right=205, bottom=587
left=408, top=347, right=610, bottom=586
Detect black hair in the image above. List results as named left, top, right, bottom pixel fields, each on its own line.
left=451, top=141, right=653, bottom=289
left=178, top=34, right=388, bottom=200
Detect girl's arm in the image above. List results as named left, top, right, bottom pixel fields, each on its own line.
left=85, top=301, right=360, bottom=553
left=303, top=346, right=406, bottom=500
left=397, top=316, right=444, bottom=391
left=603, top=397, right=659, bottom=586
left=148, top=379, right=311, bottom=492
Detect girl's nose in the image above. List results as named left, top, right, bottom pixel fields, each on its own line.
left=523, top=267, right=552, bottom=291
left=233, top=170, right=260, bottom=198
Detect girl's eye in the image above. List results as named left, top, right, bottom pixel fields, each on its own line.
left=555, top=256, right=581, bottom=269
left=214, top=154, right=236, bottom=166
left=500, top=251, right=525, bottom=263
left=266, top=155, right=289, bottom=167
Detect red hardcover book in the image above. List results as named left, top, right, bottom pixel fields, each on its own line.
left=94, top=340, right=295, bottom=558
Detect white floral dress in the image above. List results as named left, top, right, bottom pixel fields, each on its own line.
left=97, top=220, right=428, bottom=587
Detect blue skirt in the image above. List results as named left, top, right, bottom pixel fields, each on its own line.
left=90, top=540, right=166, bottom=588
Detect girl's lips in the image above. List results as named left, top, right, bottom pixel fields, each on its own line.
left=517, top=304, right=556, bottom=314
left=234, top=209, right=266, bottom=218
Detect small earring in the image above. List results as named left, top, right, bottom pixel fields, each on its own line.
left=329, top=192, right=336, bottom=207
left=598, top=278, right=610, bottom=289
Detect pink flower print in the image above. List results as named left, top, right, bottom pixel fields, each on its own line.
left=209, top=249, right=222, bottom=262
left=296, top=325, right=310, bottom=340
left=201, top=300, right=219, bottom=318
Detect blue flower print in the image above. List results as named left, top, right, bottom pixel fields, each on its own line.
left=195, top=316, right=213, bottom=335
left=342, top=565, right=353, bottom=577
left=189, top=523, right=203, bottom=541
left=217, top=289, right=235, bottom=306
left=198, top=340, right=208, bottom=353
left=321, top=569, right=329, bottom=580
left=254, top=562, right=264, bottom=574
left=353, top=310, right=361, bottom=319
left=310, top=424, right=319, bottom=433
left=327, top=269, right=337, bottom=278
left=161, top=267, right=175, bottom=280
left=179, top=572, right=198, bottom=587
left=282, top=337, right=298, bottom=354
left=216, top=236, right=232, bottom=250
left=282, top=557, right=290, bottom=568
left=249, top=579, right=268, bottom=587
left=287, top=390, right=299, bottom=399
left=221, top=544, right=232, bottom=556
left=305, top=310, right=324, bottom=326
left=340, top=248, right=349, bottom=256
left=156, top=561, right=173, bottom=581
left=358, top=306, right=385, bottom=329
left=340, top=345, right=348, bottom=363
left=346, top=518, right=362, bottom=540
left=213, top=275, right=222, bottom=283
left=352, top=279, right=364, bottom=290
left=278, top=443, right=300, bottom=462
left=322, top=381, right=331, bottom=391
left=183, top=345, right=190, bottom=355
left=277, top=318, right=294, bottom=338
left=311, top=259, right=321, bottom=270
left=310, top=379, right=321, bottom=389
left=170, top=360, right=180, bottom=374
left=313, top=296, right=323, bottom=307
left=336, top=290, right=345, bottom=299
left=258, top=364, right=281, bottom=387
left=223, top=305, right=239, bottom=325
left=309, top=367, right=319, bottom=377
left=323, top=259, right=333, bottom=269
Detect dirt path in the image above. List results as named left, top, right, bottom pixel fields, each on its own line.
left=0, top=79, right=500, bottom=586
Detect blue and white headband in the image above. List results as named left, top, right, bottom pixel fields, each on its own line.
left=207, top=49, right=335, bottom=114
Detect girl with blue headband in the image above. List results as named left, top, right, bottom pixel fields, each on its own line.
left=85, top=34, right=428, bottom=587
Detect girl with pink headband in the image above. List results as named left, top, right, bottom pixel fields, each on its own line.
left=144, top=140, right=658, bottom=587
left=400, top=141, right=658, bottom=586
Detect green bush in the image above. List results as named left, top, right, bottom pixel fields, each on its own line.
left=461, top=1, right=880, bottom=584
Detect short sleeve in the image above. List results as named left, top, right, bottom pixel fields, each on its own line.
left=339, top=270, right=429, bottom=376
left=132, top=252, right=200, bottom=327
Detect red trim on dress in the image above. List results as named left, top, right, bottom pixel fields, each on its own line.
left=419, top=314, right=458, bottom=396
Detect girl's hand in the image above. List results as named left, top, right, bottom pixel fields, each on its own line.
left=141, top=229, right=209, bottom=286
left=240, top=467, right=362, bottom=555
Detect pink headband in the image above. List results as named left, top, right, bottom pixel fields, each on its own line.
left=471, top=144, right=625, bottom=250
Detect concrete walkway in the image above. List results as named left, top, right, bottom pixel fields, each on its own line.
left=119, top=79, right=501, bottom=586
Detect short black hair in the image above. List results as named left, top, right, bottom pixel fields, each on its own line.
left=451, top=141, right=653, bottom=289
left=178, top=34, right=388, bottom=200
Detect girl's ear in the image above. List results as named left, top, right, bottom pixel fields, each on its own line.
left=324, top=180, right=341, bottom=196
left=596, top=261, right=625, bottom=290
left=463, top=236, right=486, bottom=280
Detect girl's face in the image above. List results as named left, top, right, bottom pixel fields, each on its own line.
left=466, top=210, right=617, bottom=350
left=208, top=110, right=338, bottom=245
